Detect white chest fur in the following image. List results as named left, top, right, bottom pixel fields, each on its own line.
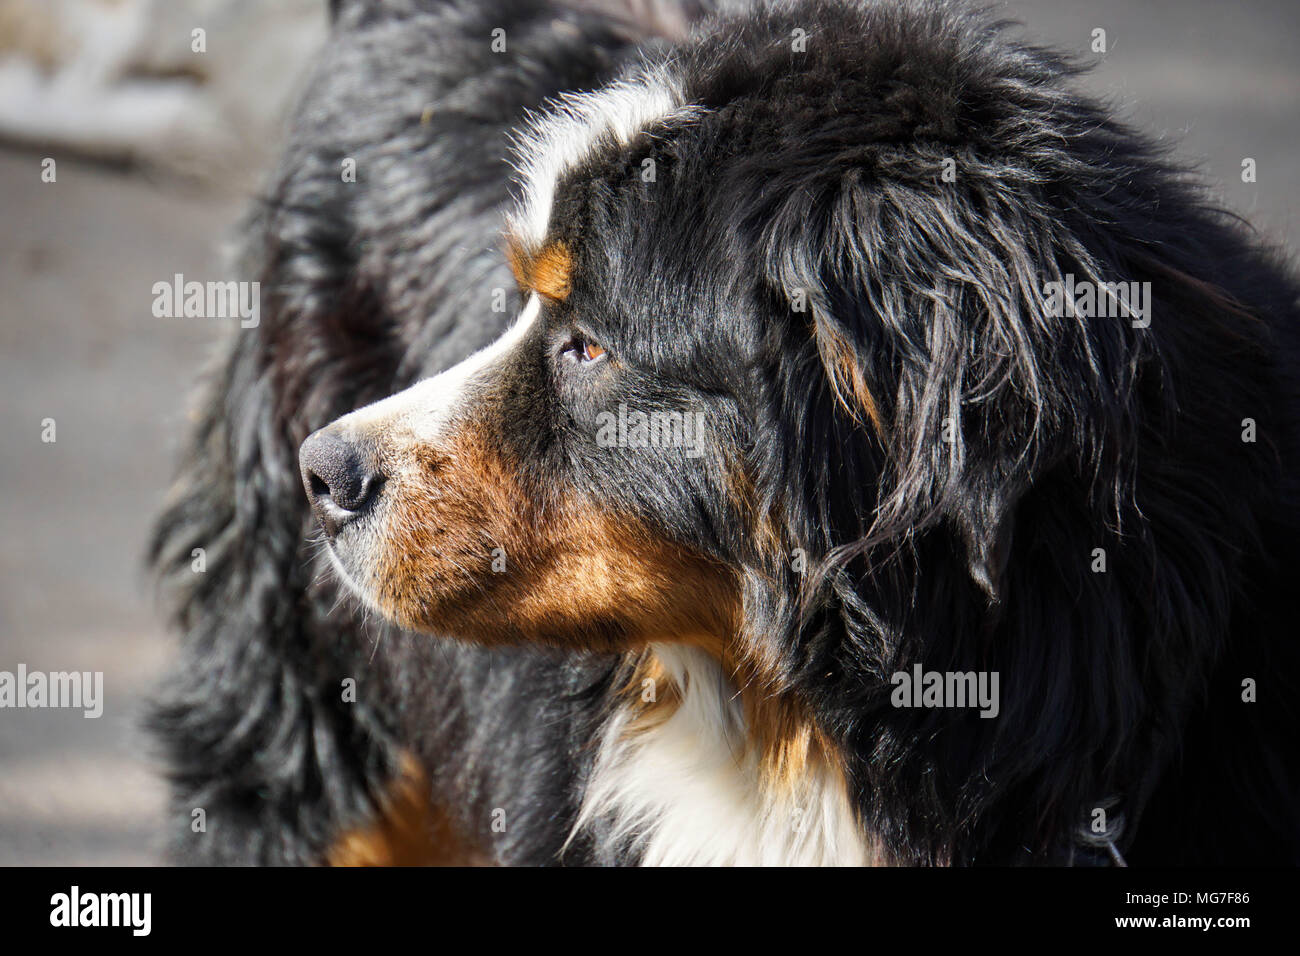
left=573, top=645, right=873, bottom=866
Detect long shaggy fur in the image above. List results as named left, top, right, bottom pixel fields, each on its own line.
left=151, top=0, right=1300, bottom=865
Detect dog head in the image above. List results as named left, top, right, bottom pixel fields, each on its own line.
left=299, top=272, right=745, bottom=652
left=298, top=0, right=1254, bottom=690
left=298, top=2, right=1135, bottom=658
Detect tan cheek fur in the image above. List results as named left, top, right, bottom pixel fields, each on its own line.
left=371, top=423, right=739, bottom=651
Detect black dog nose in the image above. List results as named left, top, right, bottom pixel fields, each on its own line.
left=299, top=429, right=384, bottom=537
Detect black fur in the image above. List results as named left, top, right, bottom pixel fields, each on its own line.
left=151, top=0, right=1300, bottom=864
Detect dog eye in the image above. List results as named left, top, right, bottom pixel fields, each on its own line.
left=561, top=335, right=607, bottom=364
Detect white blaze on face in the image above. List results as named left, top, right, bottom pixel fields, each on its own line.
left=320, top=296, right=541, bottom=607
left=508, top=60, right=700, bottom=248
left=331, top=295, right=542, bottom=446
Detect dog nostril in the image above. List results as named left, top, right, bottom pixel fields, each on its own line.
left=309, top=472, right=331, bottom=501
left=357, top=472, right=385, bottom=507
left=299, top=429, right=384, bottom=535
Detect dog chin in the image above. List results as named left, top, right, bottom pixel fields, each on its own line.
left=322, top=538, right=386, bottom=617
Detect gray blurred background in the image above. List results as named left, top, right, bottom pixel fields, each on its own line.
left=0, top=0, right=1296, bottom=865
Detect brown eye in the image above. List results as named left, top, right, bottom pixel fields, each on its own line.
left=562, top=335, right=607, bottom=364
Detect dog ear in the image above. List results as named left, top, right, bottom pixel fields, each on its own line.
left=764, top=178, right=1138, bottom=604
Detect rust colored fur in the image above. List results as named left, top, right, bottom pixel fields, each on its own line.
left=326, top=755, right=490, bottom=866
left=506, top=237, right=574, bottom=302
left=374, top=423, right=739, bottom=650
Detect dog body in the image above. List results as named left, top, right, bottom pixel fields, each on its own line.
left=153, top=0, right=1300, bottom=865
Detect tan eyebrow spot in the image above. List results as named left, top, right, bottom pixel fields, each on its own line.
left=505, top=236, right=572, bottom=303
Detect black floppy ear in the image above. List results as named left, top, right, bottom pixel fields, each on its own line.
left=800, top=284, right=1022, bottom=604
left=762, top=174, right=1131, bottom=604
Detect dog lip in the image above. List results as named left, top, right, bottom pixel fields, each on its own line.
left=320, top=536, right=370, bottom=605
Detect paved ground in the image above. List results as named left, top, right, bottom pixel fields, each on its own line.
left=0, top=0, right=1297, bottom=865
left=0, top=147, right=245, bottom=863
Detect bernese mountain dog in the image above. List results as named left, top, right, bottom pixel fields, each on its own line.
left=150, top=0, right=1300, bottom=865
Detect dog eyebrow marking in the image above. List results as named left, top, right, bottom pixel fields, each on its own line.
left=506, top=237, right=572, bottom=302
left=508, top=60, right=701, bottom=247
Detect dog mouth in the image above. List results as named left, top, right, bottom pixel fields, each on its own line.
left=297, top=419, right=738, bottom=651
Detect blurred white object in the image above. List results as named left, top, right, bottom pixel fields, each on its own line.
left=0, top=0, right=326, bottom=186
